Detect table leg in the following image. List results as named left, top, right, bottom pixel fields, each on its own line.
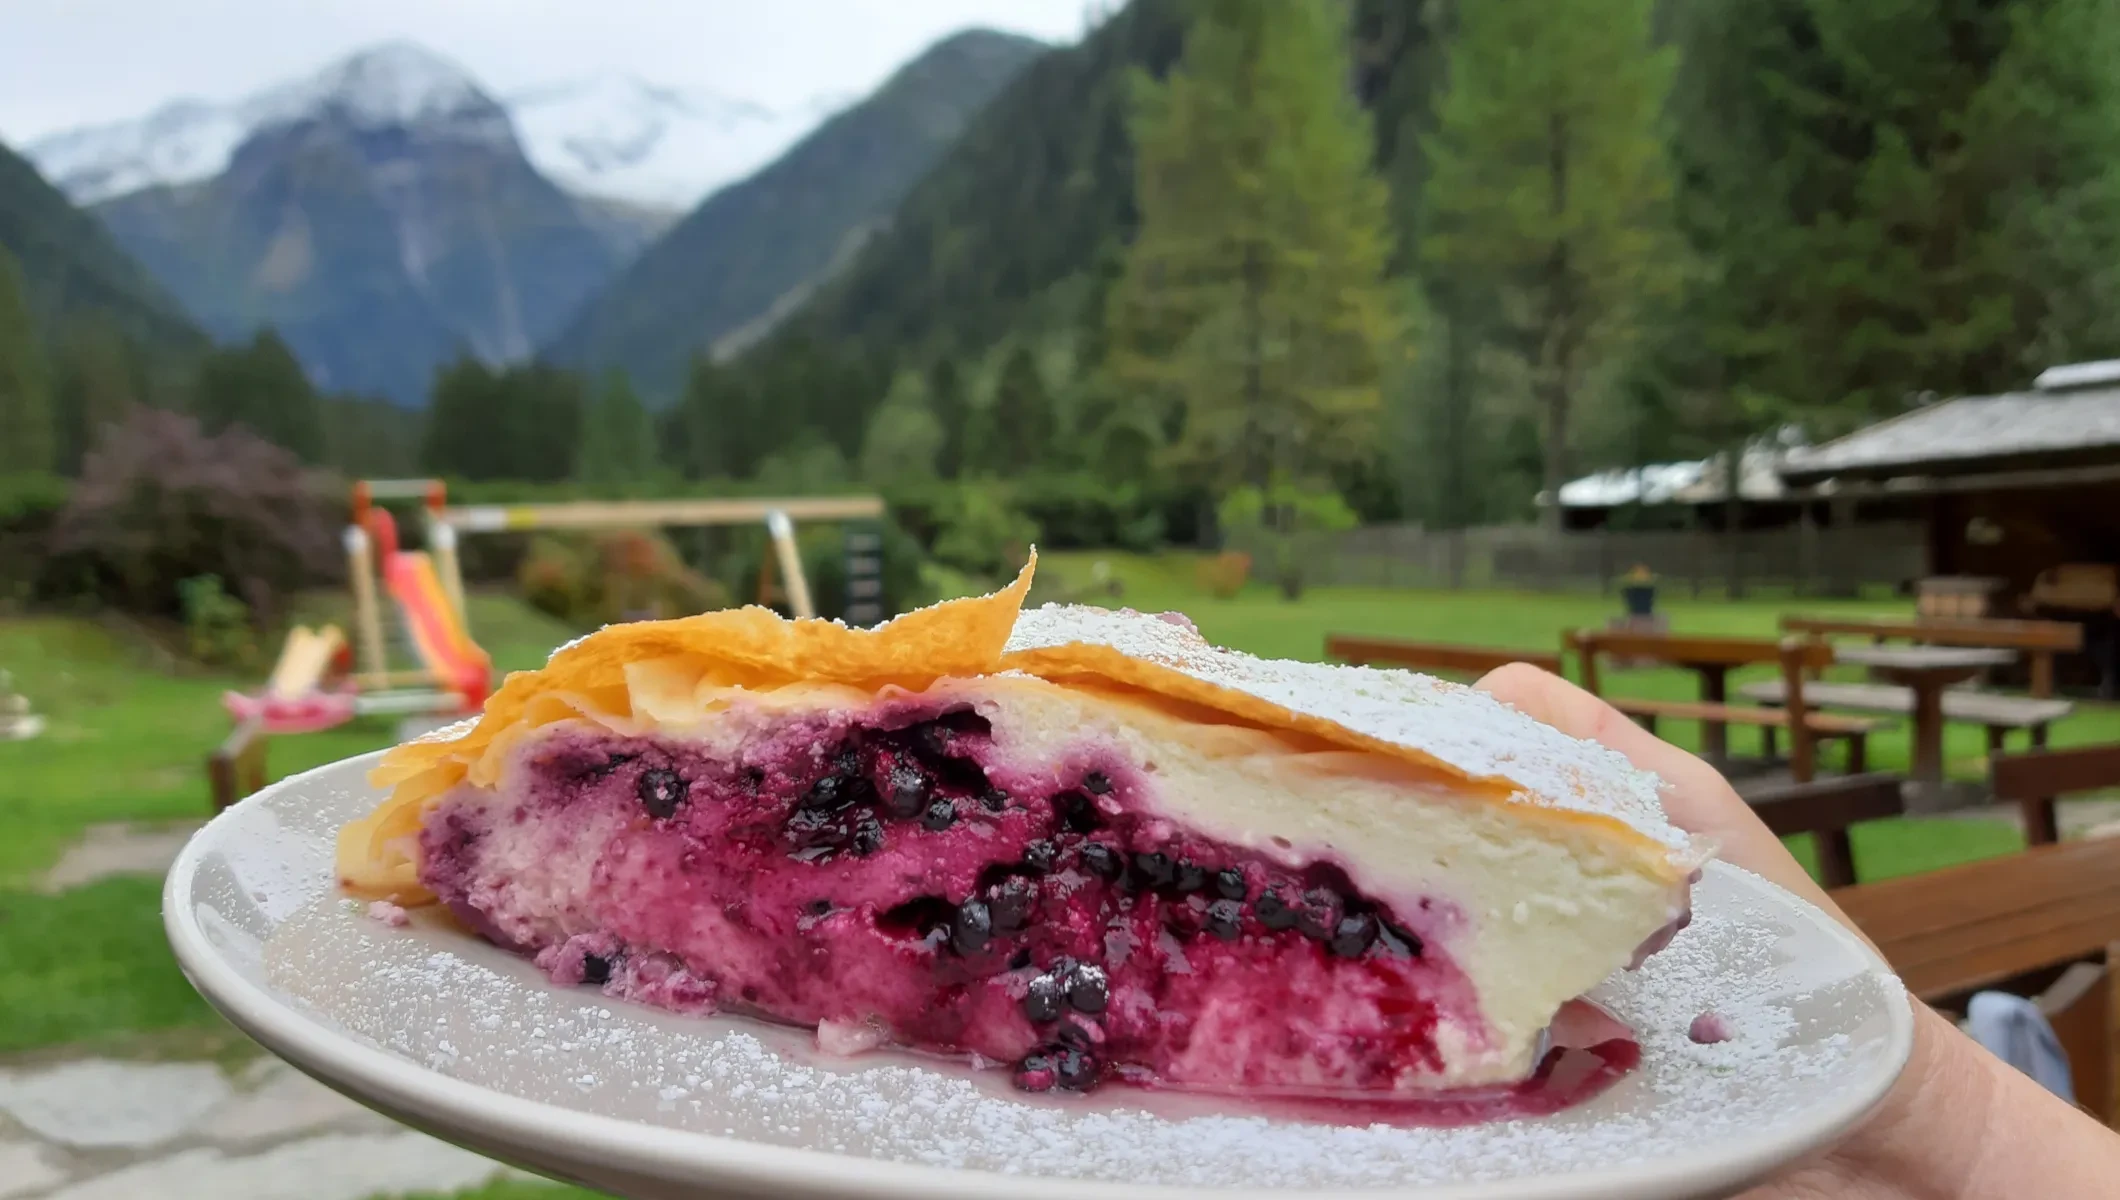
left=1910, top=682, right=1946, bottom=789
left=1700, top=665, right=1729, bottom=763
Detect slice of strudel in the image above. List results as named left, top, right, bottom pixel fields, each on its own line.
left=338, top=556, right=1706, bottom=1105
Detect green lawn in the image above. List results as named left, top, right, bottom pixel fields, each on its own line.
left=0, top=593, right=580, bottom=1052
left=1, top=561, right=2110, bottom=1063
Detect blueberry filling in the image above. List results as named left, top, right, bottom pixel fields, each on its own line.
left=440, top=706, right=1457, bottom=1103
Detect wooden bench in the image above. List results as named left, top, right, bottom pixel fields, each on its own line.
left=1783, top=615, right=2084, bottom=698
left=1323, top=635, right=1564, bottom=679
left=1746, top=773, right=1906, bottom=888
left=1572, top=631, right=1888, bottom=783
left=1992, top=743, right=2120, bottom=847
left=206, top=718, right=268, bottom=813
left=1832, top=838, right=2120, bottom=1126
left=1737, top=678, right=2072, bottom=755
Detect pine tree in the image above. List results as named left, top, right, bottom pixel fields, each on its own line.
left=421, top=358, right=509, bottom=480
left=0, top=247, right=54, bottom=474
left=857, top=369, right=945, bottom=483
left=991, top=345, right=1057, bottom=472
left=1422, top=0, right=1679, bottom=527
left=929, top=358, right=974, bottom=479
left=1105, top=0, right=1397, bottom=494
left=191, top=331, right=326, bottom=462
left=51, top=318, right=143, bottom=476
left=1672, top=0, right=2120, bottom=431
left=579, top=371, right=656, bottom=486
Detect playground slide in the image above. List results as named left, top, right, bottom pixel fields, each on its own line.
left=380, top=548, right=492, bottom=710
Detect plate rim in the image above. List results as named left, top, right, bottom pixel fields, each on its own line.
left=164, top=750, right=1915, bottom=1199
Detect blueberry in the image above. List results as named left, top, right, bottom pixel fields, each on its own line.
left=1053, top=791, right=1101, bottom=833
left=1254, top=888, right=1298, bottom=931
left=990, top=877, right=1036, bottom=933
left=1079, top=843, right=1123, bottom=880
left=921, top=798, right=957, bottom=832
left=1082, top=770, right=1113, bottom=795
left=1021, top=840, right=1057, bottom=874
left=802, top=773, right=848, bottom=811
left=1053, top=1046, right=1097, bottom=1091
left=581, top=953, right=612, bottom=985
left=835, top=747, right=860, bottom=776
left=1062, top=963, right=1108, bottom=1014
left=636, top=769, right=688, bottom=819
left=1296, top=888, right=1342, bottom=941
left=1330, top=912, right=1379, bottom=957
left=1204, top=899, right=1243, bottom=941
left=1133, top=852, right=1176, bottom=890
left=981, top=786, right=1010, bottom=813
left=916, top=723, right=952, bottom=757
left=1213, top=868, right=1248, bottom=901
left=950, top=899, right=993, bottom=955
left=1174, top=860, right=1208, bottom=893
left=885, top=764, right=928, bottom=818
left=850, top=811, right=885, bottom=857
left=1013, top=1053, right=1057, bottom=1093
left=1023, top=973, right=1065, bottom=1022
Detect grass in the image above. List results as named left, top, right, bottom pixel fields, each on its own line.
left=0, top=591, right=579, bottom=1053
left=0, top=559, right=2109, bottom=1062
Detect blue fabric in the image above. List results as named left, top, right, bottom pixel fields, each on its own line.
left=1966, top=990, right=2075, bottom=1103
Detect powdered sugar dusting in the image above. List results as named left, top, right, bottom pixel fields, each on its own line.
left=259, top=862, right=1906, bottom=1189
left=1007, top=604, right=1687, bottom=851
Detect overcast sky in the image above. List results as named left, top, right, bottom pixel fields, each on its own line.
left=0, top=0, right=1099, bottom=143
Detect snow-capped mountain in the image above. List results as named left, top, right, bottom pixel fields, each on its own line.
left=505, top=74, right=820, bottom=212
left=26, top=43, right=819, bottom=212
left=26, top=42, right=512, bottom=205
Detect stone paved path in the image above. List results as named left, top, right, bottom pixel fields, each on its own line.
left=0, top=1056, right=517, bottom=1200
left=18, top=820, right=527, bottom=1199
left=37, top=820, right=204, bottom=894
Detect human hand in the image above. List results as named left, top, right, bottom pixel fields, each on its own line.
left=1476, top=663, right=2120, bottom=1199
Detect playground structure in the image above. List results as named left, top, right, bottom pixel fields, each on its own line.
left=209, top=480, right=889, bottom=809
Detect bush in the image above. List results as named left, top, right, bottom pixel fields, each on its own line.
left=49, top=409, right=340, bottom=625
left=178, top=574, right=256, bottom=667
left=929, top=485, right=1039, bottom=579
left=1196, top=551, right=1252, bottom=599
left=890, top=473, right=1204, bottom=554
left=0, top=472, right=69, bottom=608
left=1217, top=479, right=1359, bottom=600
left=517, top=529, right=729, bottom=628
left=728, top=518, right=927, bottom=622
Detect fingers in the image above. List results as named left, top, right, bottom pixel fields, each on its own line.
left=1474, top=662, right=1846, bottom=918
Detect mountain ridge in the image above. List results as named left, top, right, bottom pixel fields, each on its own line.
left=26, top=42, right=825, bottom=214
left=90, top=46, right=627, bottom=404
left=541, top=28, right=1050, bottom=402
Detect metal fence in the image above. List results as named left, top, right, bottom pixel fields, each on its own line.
left=1232, top=520, right=1929, bottom=596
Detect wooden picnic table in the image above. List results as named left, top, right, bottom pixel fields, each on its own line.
left=1829, top=645, right=2016, bottom=791
left=1782, top=614, right=2083, bottom=697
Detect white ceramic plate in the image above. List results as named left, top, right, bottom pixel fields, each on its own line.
left=165, top=752, right=1912, bottom=1199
